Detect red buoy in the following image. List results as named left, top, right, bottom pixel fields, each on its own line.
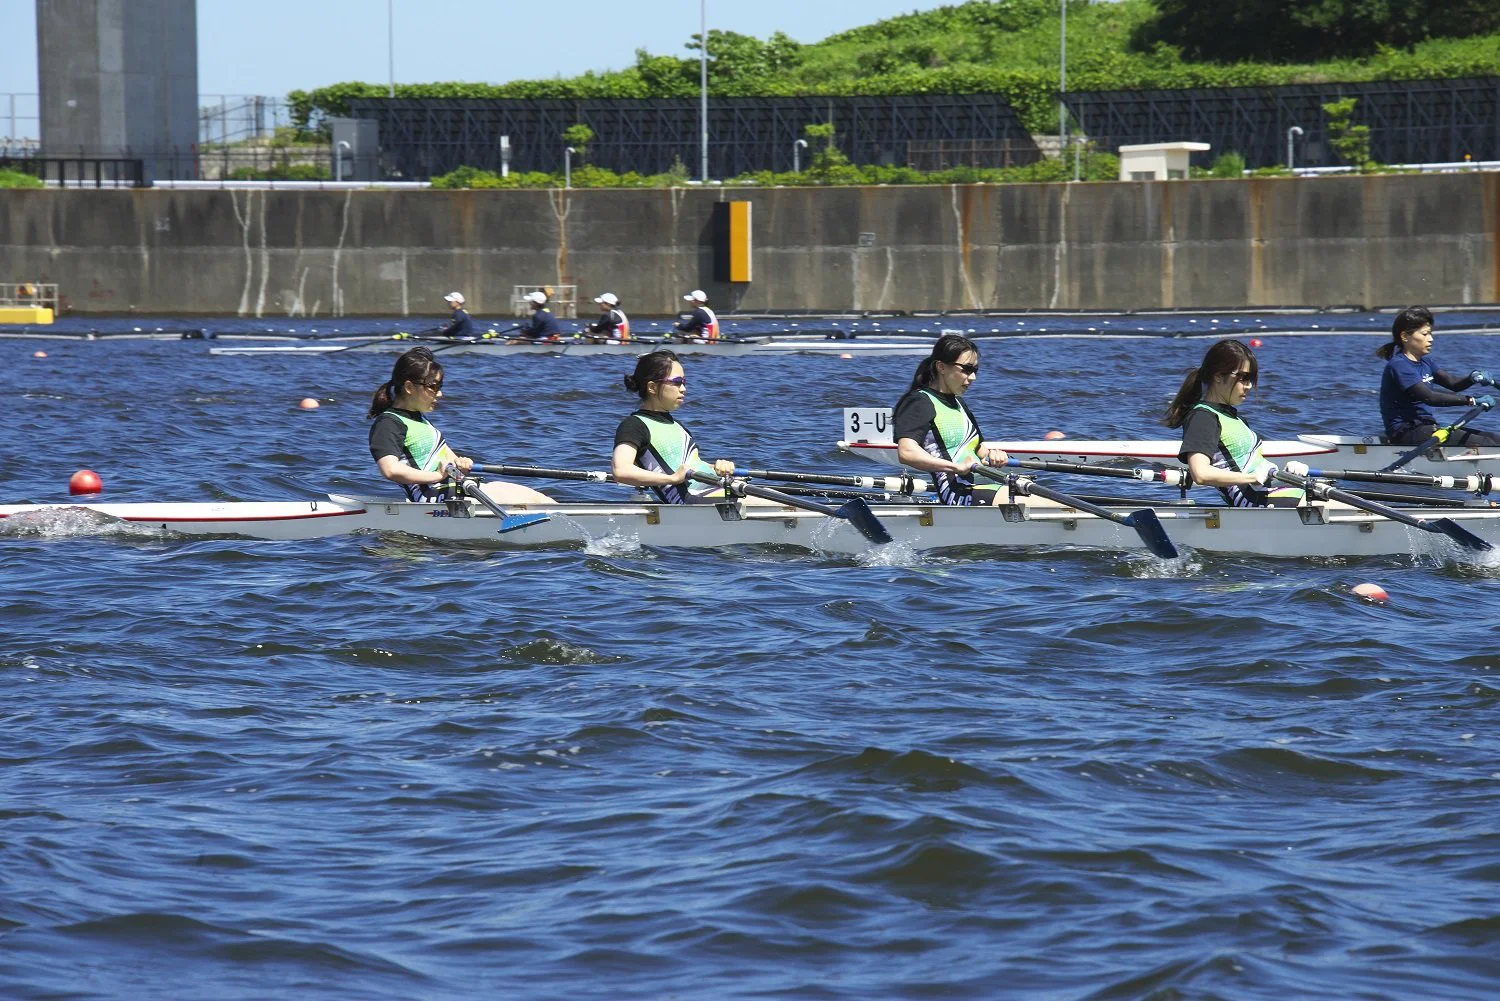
left=1249, top=338, right=1263, bottom=348
left=69, top=469, right=103, bottom=495
left=1351, top=582, right=1388, bottom=602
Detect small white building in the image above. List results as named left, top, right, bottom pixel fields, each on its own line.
left=1118, top=142, right=1211, bottom=181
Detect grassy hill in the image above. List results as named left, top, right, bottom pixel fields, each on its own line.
left=291, top=0, right=1500, bottom=134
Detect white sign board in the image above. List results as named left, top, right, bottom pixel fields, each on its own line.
left=842, top=407, right=894, bottom=443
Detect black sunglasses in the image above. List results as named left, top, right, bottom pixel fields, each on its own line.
left=948, top=361, right=980, bottom=376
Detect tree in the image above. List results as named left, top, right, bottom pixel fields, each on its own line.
left=1322, top=98, right=1375, bottom=170
left=563, top=123, right=594, bottom=163
left=1133, top=0, right=1500, bottom=62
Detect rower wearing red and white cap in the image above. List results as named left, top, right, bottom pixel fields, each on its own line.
left=586, top=292, right=630, bottom=343
left=439, top=291, right=474, bottom=338
left=675, top=289, right=720, bottom=342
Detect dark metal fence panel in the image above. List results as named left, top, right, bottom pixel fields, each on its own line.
left=345, top=94, right=1043, bottom=179
left=1063, top=77, right=1500, bottom=169
left=0, top=155, right=147, bottom=187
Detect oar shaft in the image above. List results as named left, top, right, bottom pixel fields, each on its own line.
left=473, top=463, right=611, bottom=483
left=740, top=468, right=931, bottom=492
left=1278, top=470, right=1442, bottom=532
left=1297, top=466, right=1491, bottom=492
left=1006, top=457, right=1189, bottom=485
left=1382, top=404, right=1487, bottom=471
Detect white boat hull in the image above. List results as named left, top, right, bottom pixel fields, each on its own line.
left=5, top=493, right=1499, bottom=559
left=840, top=436, right=1500, bottom=477
left=208, top=337, right=933, bottom=358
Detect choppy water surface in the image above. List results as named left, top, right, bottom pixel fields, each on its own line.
left=4, top=319, right=1500, bottom=1000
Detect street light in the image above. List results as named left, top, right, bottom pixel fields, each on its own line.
left=1059, top=0, right=1067, bottom=168
left=387, top=0, right=395, bottom=98
left=793, top=138, right=807, bottom=173
left=699, top=0, right=708, bottom=182
left=565, top=146, right=576, bottom=189
left=335, top=140, right=352, bottom=181
left=1287, top=125, right=1304, bottom=170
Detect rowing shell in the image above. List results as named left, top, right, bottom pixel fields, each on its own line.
left=207, top=337, right=935, bottom=358
left=4, top=493, right=1499, bottom=558
left=840, top=436, right=1500, bottom=477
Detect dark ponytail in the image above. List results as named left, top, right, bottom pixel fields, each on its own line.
left=1378, top=305, right=1434, bottom=360
left=1164, top=339, right=1258, bottom=428
left=368, top=347, right=442, bottom=418
left=907, top=334, right=979, bottom=393
left=623, top=350, right=680, bottom=397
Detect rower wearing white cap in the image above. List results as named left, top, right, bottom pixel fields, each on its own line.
left=585, top=292, right=631, bottom=343
left=515, top=290, right=563, bottom=342
left=674, top=289, right=720, bottom=342
left=439, top=291, right=474, bottom=338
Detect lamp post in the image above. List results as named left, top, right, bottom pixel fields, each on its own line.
left=565, top=146, right=576, bottom=189
left=1287, top=125, right=1304, bottom=170
left=1059, top=0, right=1067, bottom=168
left=699, top=0, right=708, bottom=182
left=387, top=0, right=395, bottom=98
left=335, top=140, right=352, bottom=181
left=793, top=138, right=807, bottom=173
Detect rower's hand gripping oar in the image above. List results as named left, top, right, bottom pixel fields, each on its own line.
left=971, top=464, right=1180, bottom=559
left=444, top=465, right=550, bottom=534
left=688, top=471, right=894, bottom=545
left=1273, top=467, right=1492, bottom=551
left=1381, top=402, right=1489, bottom=472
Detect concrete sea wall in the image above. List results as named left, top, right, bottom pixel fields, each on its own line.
left=1, top=174, right=1496, bottom=315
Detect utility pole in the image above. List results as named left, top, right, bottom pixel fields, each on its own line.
left=700, top=0, right=709, bottom=182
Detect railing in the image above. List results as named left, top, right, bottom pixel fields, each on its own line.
left=1, top=93, right=39, bottom=147
left=511, top=284, right=578, bottom=319
left=0, top=156, right=146, bottom=188
left=199, top=95, right=295, bottom=146
left=0, top=283, right=59, bottom=310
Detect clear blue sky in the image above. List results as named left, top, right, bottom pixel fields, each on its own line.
left=3, top=0, right=968, bottom=100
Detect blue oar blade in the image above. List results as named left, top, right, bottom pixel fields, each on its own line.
left=1430, top=517, right=1493, bottom=552
left=835, top=499, right=894, bottom=545
left=1123, top=509, right=1179, bottom=560
left=496, top=512, right=550, bottom=534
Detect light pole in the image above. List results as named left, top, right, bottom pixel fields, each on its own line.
left=1287, top=125, right=1304, bottom=170
left=699, top=0, right=709, bottom=182
left=1059, top=0, right=1067, bottom=167
left=565, top=146, right=576, bottom=188
left=335, top=140, right=352, bottom=181
left=387, top=0, right=395, bottom=98
left=793, top=138, right=807, bottom=173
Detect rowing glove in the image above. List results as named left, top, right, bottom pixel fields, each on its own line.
left=1471, top=370, right=1495, bottom=387
left=1252, top=463, right=1279, bottom=485
left=1474, top=395, right=1497, bottom=411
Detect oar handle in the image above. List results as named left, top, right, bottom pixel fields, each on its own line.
left=1276, top=469, right=1435, bottom=531
left=1382, top=404, right=1488, bottom=471
left=473, top=463, right=611, bottom=482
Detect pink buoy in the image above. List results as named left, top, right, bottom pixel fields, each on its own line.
left=1351, top=582, right=1388, bottom=602
left=1044, top=430, right=1066, bottom=440
left=838, top=353, right=854, bottom=359
left=298, top=398, right=321, bottom=410
left=32, top=350, right=47, bottom=358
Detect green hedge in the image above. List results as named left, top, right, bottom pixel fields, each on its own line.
left=287, top=1, right=1500, bottom=137
left=0, top=168, right=43, bottom=189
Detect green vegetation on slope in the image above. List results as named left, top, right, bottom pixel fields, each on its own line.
left=289, top=0, right=1500, bottom=136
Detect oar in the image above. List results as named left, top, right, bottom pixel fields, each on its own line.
left=971, top=465, right=1179, bottom=559
left=428, top=326, right=524, bottom=352
left=1273, top=469, right=1492, bottom=551
left=445, top=467, right=550, bottom=534
left=321, top=331, right=427, bottom=355
left=473, top=463, right=612, bottom=483
left=1284, top=461, right=1495, bottom=494
left=1381, top=404, right=1488, bottom=472
left=740, top=468, right=932, bottom=493
left=1003, top=456, right=1190, bottom=486
left=689, top=471, right=893, bottom=545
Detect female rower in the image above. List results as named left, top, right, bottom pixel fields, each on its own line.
left=586, top=292, right=631, bottom=343
left=892, top=334, right=1008, bottom=505
left=1165, top=339, right=1301, bottom=507
left=611, top=350, right=736, bottom=504
left=515, top=290, right=563, bottom=342
left=438, top=291, right=474, bottom=338
left=1377, top=305, right=1500, bottom=445
left=367, top=347, right=551, bottom=503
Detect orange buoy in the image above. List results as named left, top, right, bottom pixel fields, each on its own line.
left=1351, top=582, right=1388, bottom=602
left=32, top=350, right=47, bottom=358
left=298, top=397, right=321, bottom=410
left=68, top=469, right=103, bottom=495
left=1044, top=430, right=1066, bottom=440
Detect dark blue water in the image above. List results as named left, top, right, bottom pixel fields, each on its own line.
left=5, top=320, right=1500, bottom=1000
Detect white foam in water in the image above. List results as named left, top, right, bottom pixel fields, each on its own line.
left=0, top=507, right=162, bottom=540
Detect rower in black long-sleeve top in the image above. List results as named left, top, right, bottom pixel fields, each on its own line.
left=439, top=291, right=475, bottom=338
left=516, top=291, right=563, bottom=341
left=1376, top=305, right=1500, bottom=445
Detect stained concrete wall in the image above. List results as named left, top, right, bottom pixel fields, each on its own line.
left=1, top=174, right=1496, bottom=315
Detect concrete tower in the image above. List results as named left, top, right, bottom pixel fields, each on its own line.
left=36, top=0, right=198, bottom=180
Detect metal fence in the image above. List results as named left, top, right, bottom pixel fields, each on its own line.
left=2, top=93, right=40, bottom=153
left=347, top=94, right=1043, bottom=180
left=198, top=95, right=295, bottom=145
